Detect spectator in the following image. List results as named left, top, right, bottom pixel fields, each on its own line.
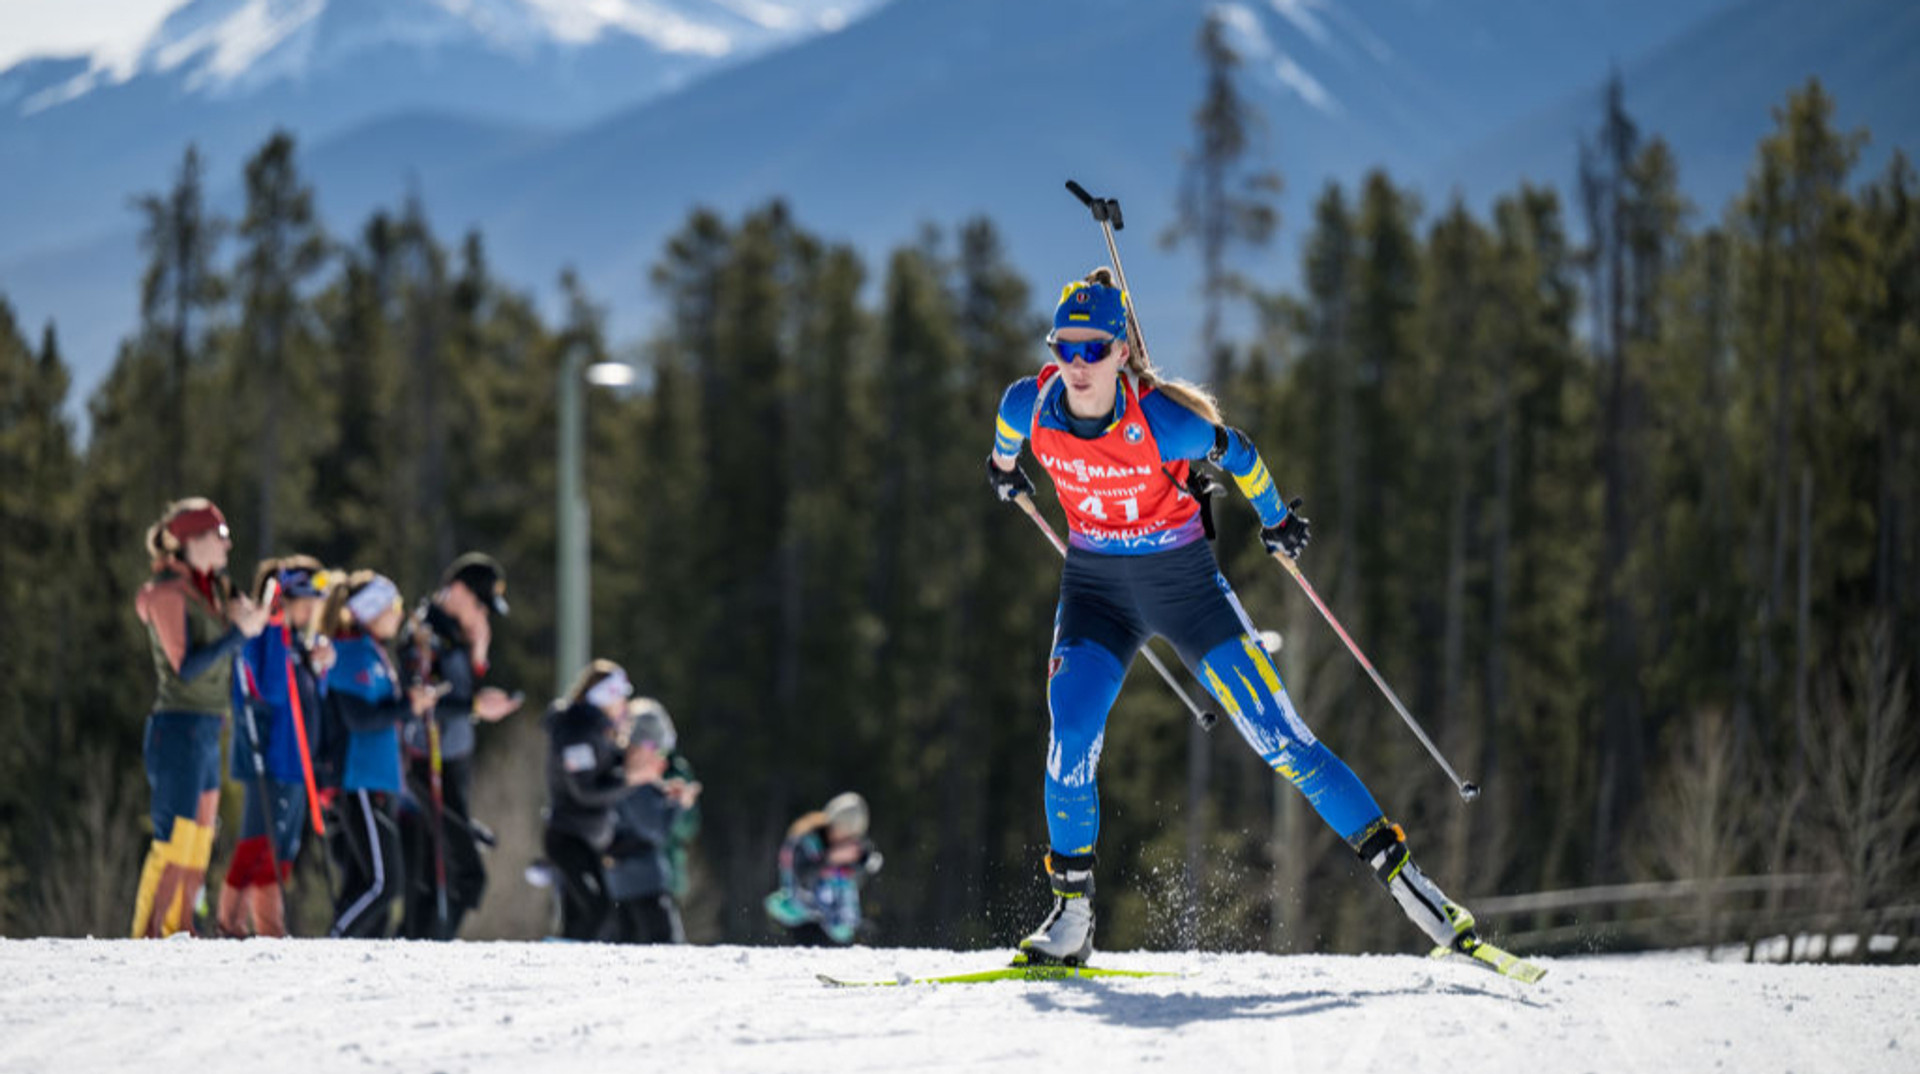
left=396, top=552, right=522, bottom=940
left=218, top=557, right=329, bottom=937
left=542, top=659, right=633, bottom=941
left=605, top=698, right=701, bottom=944
left=765, top=792, right=882, bottom=946
left=130, top=498, right=268, bottom=938
left=322, top=572, right=436, bottom=938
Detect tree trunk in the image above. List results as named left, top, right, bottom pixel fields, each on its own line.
left=1484, top=336, right=1512, bottom=803
left=1794, top=467, right=1812, bottom=754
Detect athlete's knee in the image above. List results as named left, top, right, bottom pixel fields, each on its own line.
left=1193, top=634, right=1318, bottom=758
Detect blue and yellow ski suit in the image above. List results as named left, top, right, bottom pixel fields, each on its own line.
left=994, top=366, right=1387, bottom=858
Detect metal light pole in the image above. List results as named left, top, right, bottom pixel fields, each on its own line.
left=555, top=345, right=635, bottom=696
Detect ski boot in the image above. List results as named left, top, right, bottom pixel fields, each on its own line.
left=1351, top=819, right=1477, bottom=951
left=1018, top=852, right=1096, bottom=966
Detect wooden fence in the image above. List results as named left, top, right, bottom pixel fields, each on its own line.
left=1467, top=874, right=1920, bottom=961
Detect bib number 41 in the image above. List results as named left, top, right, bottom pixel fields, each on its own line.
left=1077, top=495, right=1140, bottom=522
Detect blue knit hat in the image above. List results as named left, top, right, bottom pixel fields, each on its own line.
left=1049, top=278, right=1129, bottom=342
left=277, top=565, right=329, bottom=600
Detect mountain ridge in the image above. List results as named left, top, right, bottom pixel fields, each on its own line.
left=4, top=0, right=1911, bottom=408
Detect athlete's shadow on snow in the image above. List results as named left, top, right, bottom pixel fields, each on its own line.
left=1016, top=979, right=1538, bottom=1027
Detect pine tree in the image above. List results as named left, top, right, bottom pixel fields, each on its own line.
left=1858, top=152, right=1920, bottom=650
left=0, top=301, right=81, bottom=930
left=311, top=212, right=404, bottom=570
left=232, top=131, right=329, bottom=557
left=1160, top=13, right=1284, bottom=924
left=1578, top=71, right=1654, bottom=880
left=1731, top=80, right=1868, bottom=766
left=1482, top=185, right=1594, bottom=898
left=865, top=234, right=971, bottom=942
left=940, top=219, right=1050, bottom=943
left=1163, top=8, right=1284, bottom=388
left=1348, top=170, right=1424, bottom=758
left=1412, top=200, right=1493, bottom=892
left=131, top=144, right=225, bottom=493
left=394, top=196, right=455, bottom=594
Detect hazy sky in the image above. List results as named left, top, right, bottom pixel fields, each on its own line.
left=0, top=0, right=184, bottom=71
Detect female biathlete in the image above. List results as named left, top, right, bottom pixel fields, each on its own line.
left=218, top=556, right=329, bottom=937
left=987, top=270, right=1477, bottom=965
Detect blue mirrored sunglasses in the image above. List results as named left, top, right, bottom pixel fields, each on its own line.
left=1050, top=338, right=1114, bottom=365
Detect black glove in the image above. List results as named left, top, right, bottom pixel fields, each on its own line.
left=1261, top=498, right=1311, bottom=559
left=986, top=456, right=1036, bottom=503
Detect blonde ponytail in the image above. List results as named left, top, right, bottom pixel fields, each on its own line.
left=1080, top=267, right=1226, bottom=427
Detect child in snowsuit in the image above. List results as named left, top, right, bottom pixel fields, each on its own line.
left=605, top=698, right=699, bottom=944
left=765, top=792, right=882, bottom=946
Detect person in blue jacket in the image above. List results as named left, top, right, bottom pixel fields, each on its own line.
left=987, top=269, right=1479, bottom=965
left=321, top=571, right=435, bottom=938
left=219, top=557, right=330, bottom=937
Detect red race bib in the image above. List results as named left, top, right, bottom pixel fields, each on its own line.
left=1029, top=369, right=1198, bottom=551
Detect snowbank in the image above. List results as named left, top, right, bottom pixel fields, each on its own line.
left=1, top=938, right=1913, bottom=1073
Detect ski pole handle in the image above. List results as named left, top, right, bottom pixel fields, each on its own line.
left=1013, top=493, right=1218, bottom=732
left=1270, top=552, right=1480, bottom=802
left=1064, top=180, right=1124, bottom=229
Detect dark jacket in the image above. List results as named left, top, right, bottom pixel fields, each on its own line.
left=605, top=783, right=682, bottom=903
left=543, top=701, right=628, bottom=851
left=399, top=603, right=481, bottom=760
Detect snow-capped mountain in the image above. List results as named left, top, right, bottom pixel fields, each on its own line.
left=9, top=0, right=875, bottom=115
left=3, top=0, right=1913, bottom=408
left=0, top=0, right=883, bottom=265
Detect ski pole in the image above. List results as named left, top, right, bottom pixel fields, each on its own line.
left=1064, top=180, right=1152, bottom=366
left=282, top=627, right=338, bottom=907
left=235, top=657, right=284, bottom=893
left=427, top=704, right=449, bottom=934
left=283, top=635, right=326, bottom=840
left=1013, top=492, right=1218, bottom=732
left=410, top=619, right=451, bottom=938
left=1268, top=551, right=1481, bottom=802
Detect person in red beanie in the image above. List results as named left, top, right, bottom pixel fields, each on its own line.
left=131, top=497, right=270, bottom=938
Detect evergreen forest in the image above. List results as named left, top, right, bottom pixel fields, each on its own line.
left=1, top=29, right=1915, bottom=957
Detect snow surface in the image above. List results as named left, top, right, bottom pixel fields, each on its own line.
left=2, top=939, right=1914, bottom=1073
